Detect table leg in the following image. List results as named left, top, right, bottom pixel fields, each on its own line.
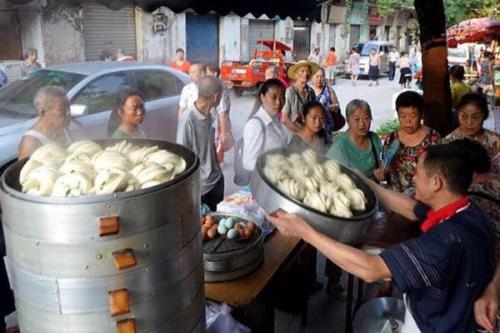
left=355, top=278, right=364, bottom=313
left=345, top=273, right=354, bottom=333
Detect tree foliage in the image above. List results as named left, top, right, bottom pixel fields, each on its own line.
left=375, top=0, right=413, bottom=16
left=376, top=0, right=498, bottom=25
left=444, top=0, right=499, bottom=25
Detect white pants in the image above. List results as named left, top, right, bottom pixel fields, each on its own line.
left=402, top=294, right=421, bottom=333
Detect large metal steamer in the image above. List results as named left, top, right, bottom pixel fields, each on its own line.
left=250, top=148, right=378, bottom=243
left=0, top=139, right=205, bottom=333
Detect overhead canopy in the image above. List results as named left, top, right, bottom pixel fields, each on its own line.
left=447, top=17, right=500, bottom=47
left=98, top=0, right=323, bottom=21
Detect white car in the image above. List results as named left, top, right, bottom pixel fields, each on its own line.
left=448, top=46, right=470, bottom=67
left=0, top=62, right=189, bottom=168
left=344, top=41, right=394, bottom=77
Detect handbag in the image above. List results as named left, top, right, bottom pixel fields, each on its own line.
left=233, top=117, right=266, bottom=186
left=331, top=106, right=345, bottom=131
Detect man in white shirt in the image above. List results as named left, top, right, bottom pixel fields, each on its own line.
left=178, top=62, right=206, bottom=117
left=388, top=47, right=399, bottom=81
left=176, top=76, right=224, bottom=211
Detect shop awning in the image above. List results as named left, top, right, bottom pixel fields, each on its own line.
left=447, top=17, right=500, bottom=46
left=100, top=0, right=323, bottom=21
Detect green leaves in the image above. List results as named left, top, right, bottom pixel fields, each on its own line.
left=374, top=0, right=497, bottom=25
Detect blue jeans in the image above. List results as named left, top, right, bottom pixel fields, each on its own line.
left=389, top=61, right=396, bottom=81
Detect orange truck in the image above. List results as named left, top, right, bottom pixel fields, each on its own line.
left=221, top=39, right=294, bottom=96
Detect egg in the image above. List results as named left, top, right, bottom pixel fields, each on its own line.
left=225, top=218, right=235, bottom=229
left=227, top=229, right=238, bottom=239
left=206, top=215, right=215, bottom=225
left=238, top=229, right=246, bottom=238
left=246, top=221, right=256, bottom=231
left=217, top=224, right=228, bottom=235
left=207, top=228, right=217, bottom=239
left=244, top=228, right=254, bottom=239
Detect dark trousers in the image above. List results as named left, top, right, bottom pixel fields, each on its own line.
left=388, top=61, right=396, bottom=81
left=201, top=176, right=225, bottom=212
left=325, top=259, right=342, bottom=282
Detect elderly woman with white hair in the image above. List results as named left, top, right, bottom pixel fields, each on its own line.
left=326, top=99, right=384, bottom=180
left=18, top=85, right=71, bottom=159
left=20, top=47, right=42, bottom=77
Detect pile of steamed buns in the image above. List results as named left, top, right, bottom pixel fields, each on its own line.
left=19, top=140, right=186, bottom=197
left=263, top=149, right=367, bottom=218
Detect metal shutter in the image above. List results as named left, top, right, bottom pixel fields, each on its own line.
left=83, top=1, right=136, bottom=61
left=293, top=21, right=311, bottom=61
left=248, top=20, right=275, bottom=61
left=328, top=24, right=336, bottom=50
left=186, top=14, right=219, bottom=64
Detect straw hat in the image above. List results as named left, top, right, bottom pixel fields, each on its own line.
left=287, top=60, right=320, bottom=79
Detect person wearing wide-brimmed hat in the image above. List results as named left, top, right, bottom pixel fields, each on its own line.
left=282, top=60, right=319, bottom=133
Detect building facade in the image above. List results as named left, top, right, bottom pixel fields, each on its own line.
left=0, top=0, right=416, bottom=68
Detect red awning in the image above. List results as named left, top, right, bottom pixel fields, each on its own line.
left=447, top=17, right=500, bottom=45
left=258, top=39, right=292, bottom=51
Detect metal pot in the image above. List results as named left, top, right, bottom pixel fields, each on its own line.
left=353, top=297, right=405, bottom=333
left=250, top=148, right=378, bottom=243
left=1, top=139, right=205, bottom=333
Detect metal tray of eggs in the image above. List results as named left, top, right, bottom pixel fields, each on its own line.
left=201, top=212, right=264, bottom=282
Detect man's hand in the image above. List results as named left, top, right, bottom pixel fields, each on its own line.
left=475, top=282, right=498, bottom=333
left=265, top=211, right=314, bottom=239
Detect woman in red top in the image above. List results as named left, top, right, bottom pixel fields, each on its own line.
left=170, top=48, right=191, bottom=74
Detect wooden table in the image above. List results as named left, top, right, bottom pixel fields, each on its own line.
left=205, top=230, right=304, bottom=331
left=344, top=212, right=421, bottom=333
left=205, top=230, right=301, bottom=306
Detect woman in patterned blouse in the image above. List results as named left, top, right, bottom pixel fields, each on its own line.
left=381, top=91, right=440, bottom=195
left=445, top=93, right=499, bottom=174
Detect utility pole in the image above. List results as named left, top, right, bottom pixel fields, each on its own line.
left=414, top=0, right=452, bottom=136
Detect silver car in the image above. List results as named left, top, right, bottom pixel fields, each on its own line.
left=0, top=61, right=189, bottom=167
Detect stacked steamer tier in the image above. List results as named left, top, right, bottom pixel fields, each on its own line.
left=0, top=139, right=205, bottom=333
left=250, top=148, right=378, bottom=243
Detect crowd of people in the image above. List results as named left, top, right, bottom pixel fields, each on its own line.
left=12, top=45, right=500, bottom=333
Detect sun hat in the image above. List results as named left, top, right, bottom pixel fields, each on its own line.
left=287, top=60, right=320, bottom=79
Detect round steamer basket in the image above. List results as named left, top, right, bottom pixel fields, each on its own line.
left=203, top=213, right=264, bottom=282
left=250, top=148, right=378, bottom=243
left=0, top=139, right=205, bottom=333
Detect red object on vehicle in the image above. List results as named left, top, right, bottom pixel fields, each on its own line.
left=447, top=17, right=500, bottom=46
left=221, top=39, right=294, bottom=96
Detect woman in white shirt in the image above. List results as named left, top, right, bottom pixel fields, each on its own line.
left=242, top=79, right=289, bottom=172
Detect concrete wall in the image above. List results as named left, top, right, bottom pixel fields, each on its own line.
left=219, top=14, right=241, bottom=63
left=41, top=5, right=85, bottom=64
left=240, top=18, right=249, bottom=61
left=18, top=9, right=45, bottom=65
left=139, top=7, right=186, bottom=64
left=274, top=17, right=294, bottom=49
